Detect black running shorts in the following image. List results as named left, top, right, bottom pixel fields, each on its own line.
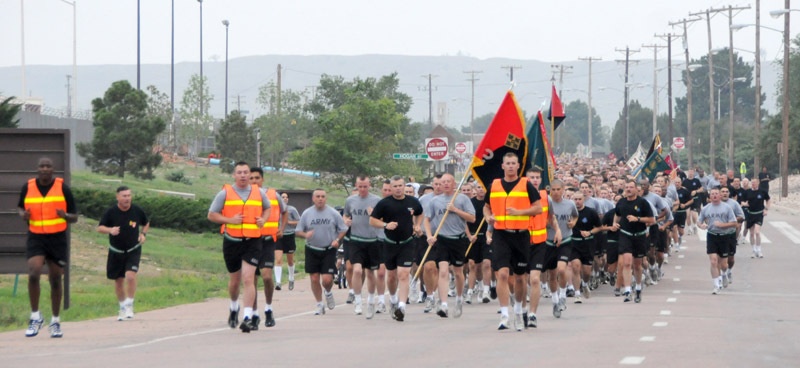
left=106, top=247, right=142, bottom=280
left=305, top=246, right=337, bottom=274
left=222, top=237, right=263, bottom=273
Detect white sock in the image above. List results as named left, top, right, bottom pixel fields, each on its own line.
left=288, top=266, right=295, bottom=281
left=51, top=316, right=60, bottom=323
left=368, top=293, right=375, bottom=304
left=119, top=301, right=126, bottom=308
left=500, top=306, right=509, bottom=317
left=324, top=290, right=333, bottom=297
left=559, top=287, right=566, bottom=298
left=230, top=300, right=239, bottom=311
left=399, top=301, right=406, bottom=309
left=264, top=304, right=272, bottom=313
left=348, top=289, right=354, bottom=295
left=274, top=266, right=283, bottom=284
left=483, top=284, right=490, bottom=293
left=440, top=301, right=448, bottom=309
left=378, top=295, right=386, bottom=304
left=456, top=295, right=463, bottom=303
left=513, top=302, right=523, bottom=314
left=624, top=286, right=632, bottom=294
left=31, top=311, right=41, bottom=320
left=635, top=284, right=642, bottom=291
left=390, top=294, right=399, bottom=304
left=124, top=297, right=133, bottom=306
left=355, top=295, right=362, bottom=305
left=244, top=307, right=253, bottom=319
left=552, top=295, right=559, bottom=305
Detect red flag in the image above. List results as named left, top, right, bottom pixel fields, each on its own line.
left=548, top=84, right=566, bottom=130
left=664, top=153, right=677, bottom=170
left=470, top=91, right=528, bottom=191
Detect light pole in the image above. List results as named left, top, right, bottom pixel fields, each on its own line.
left=770, top=5, right=796, bottom=198
left=222, top=20, right=229, bottom=118
left=734, top=10, right=794, bottom=197
left=198, top=0, right=204, bottom=123
left=59, top=0, right=77, bottom=111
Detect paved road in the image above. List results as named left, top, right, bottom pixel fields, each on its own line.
left=3, top=210, right=799, bottom=367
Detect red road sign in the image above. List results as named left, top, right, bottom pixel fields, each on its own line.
left=455, top=142, right=467, bottom=154
left=425, top=138, right=448, bottom=160
left=673, top=137, right=685, bottom=149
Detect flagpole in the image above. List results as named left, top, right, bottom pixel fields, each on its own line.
left=412, top=159, right=476, bottom=281
left=464, top=218, right=486, bottom=257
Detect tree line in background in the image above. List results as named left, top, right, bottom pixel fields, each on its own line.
left=60, top=38, right=800, bottom=180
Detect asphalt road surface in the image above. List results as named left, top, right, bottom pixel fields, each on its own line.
left=3, top=210, right=799, bottom=367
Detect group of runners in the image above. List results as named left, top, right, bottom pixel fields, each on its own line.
left=18, top=153, right=773, bottom=337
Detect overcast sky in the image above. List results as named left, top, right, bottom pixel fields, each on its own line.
left=0, top=0, right=794, bottom=67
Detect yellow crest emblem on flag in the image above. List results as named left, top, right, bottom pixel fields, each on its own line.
left=505, top=133, right=522, bottom=150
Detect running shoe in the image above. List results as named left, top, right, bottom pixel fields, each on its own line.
left=265, top=310, right=276, bottom=327
left=366, top=303, right=375, bottom=319
left=288, top=280, right=295, bottom=291
left=498, top=315, right=510, bottom=330
left=117, top=307, right=126, bottom=321
left=566, top=288, right=575, bottom=297
left=757, top=250, right=764, bottom=258
left=552, top=303, right=561, bottom=318
left=436, top=304, right=448, bottom=318
left=623, top=291, right=632, bottom=302
left=315, top=304, right=325, bottom=315
left=466, top=290, right=474, bottom=305
left=482, top=292, right=491, bottom=304
left=453, top=300, right=463, bottom=318
left=424, top=297, right=435, bottom=313
left=275, top=284, right=282, bottom=291
left=514, top=313, right=524, bottom=331
left=389, top=302, right=398, bottom=318
left=490, top=286, right=498, bottom=300
left=722, top=275, right=729, bottom=288
left=25, top=318, right=43, bottom=337
left=48, top=322, right=63, bottom=338
left=325, top=292, right=336, bottom=310
left=125, top=303, right=134, bottom=319
left=614, top=288, right=621, bottom=297
left=354, top=303, right=363, bottom=315
left=527, top=313, right=538, bottom=328
left=634, top=289, right=642, bottom=303
left=712, top=287, right=720, bottom=295
left=447, top=288, right=456, bottom=297
left=377, top=301, right=387, bottom=314
left=574, top=295, right=583, bottom=304
left=228, top=309, right=239, bottom=328
left=581, top=282, right=591, bottom=299
left=559, top=296, right=567, bottom=311
left=394, top=306, right=405, bottom=322
left=239, top=317, right=254, bottom=333
left=346, top=292, right=355, bottom=304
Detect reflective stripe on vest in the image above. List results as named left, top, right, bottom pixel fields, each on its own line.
left=261, top=188, right=281, bottom=238
left=220, top=184, right=263, bottom=238
left=490, top=178, right=532, bottom=230
left=24, top=178, right=67, bottom=234
left=529, top=189, right=548, bottom=243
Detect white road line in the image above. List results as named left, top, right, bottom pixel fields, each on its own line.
left=660, top=310, right=672, bottom=316
left=673, top=278, right=680, bottom=282
left=673, top=290, right=681, bottom=294
left=620, top=356, right=646, bottom=365
left=675, top=266, right=682, bottom=270
left=652, top=322, right=668, bottom=327
left=666, top=298, right=677, bottom=303
left=678, top=254, right=685, bottom=259
left=769, top=221, right=800, bottom=244
left=639, top=336, right=656, bottom=342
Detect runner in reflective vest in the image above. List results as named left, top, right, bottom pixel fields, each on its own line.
left=490, top=178, right=533, bottom=230
left=261, top=188, right=281, bottom=239
left=221, top=184, right=263, bottom=238
left=529, top=189, right=549, bottom=243
left=24, top=177, right=67, bottom=234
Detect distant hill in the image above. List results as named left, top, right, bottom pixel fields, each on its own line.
left=0, top=54, right=780, bottom=132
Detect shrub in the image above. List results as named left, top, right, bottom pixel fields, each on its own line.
left=165, top=170, right=192, bottom=185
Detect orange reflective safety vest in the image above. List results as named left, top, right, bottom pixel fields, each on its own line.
left=24, top=178, right=68, bottom=234
left=220, top=184, right=263, bottom=238
left=529, top=190, right=548, bottom=244
left=261, top=188, right=281, bottom=238
left=489, top=178, right=533, bottom=230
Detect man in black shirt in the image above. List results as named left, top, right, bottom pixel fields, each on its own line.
left=742, top=178, right=770, bottom=258
left=466, top=182, right=491, bottom=305
left=682, top=169, right=703, bottom=234
left=613, top=180, right=654, bottom=303
left=370, top=175, right=423, bottom=321
left=758, top=167, right=772, bottom=192
left=97, top=186, right=150, bottom=321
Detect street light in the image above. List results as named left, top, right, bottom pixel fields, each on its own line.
left=59, top=0, right=77, bottom=112
left=222, top=20, right=229, bottom=118
left=768, top=5, right=796, bottom=198
left=198, top=0, right=204, bottom=124
left=716, top=77, right=747, bottom=120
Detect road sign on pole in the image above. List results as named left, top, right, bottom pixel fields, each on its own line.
left=673, top=137, right=685, bottom=150
left=455, top=142, right=467, bottom=154
left=392, top=153, right=428, bottom=160
left=425, top=137, right=449, bottom=161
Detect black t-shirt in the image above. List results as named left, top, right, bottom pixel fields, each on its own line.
left=758, top=172, right=772, bottom=191
left=573, top=206, right=600, bottom=239
left=726, top=184, right=737, bottom=200
left=99, top=204, right=149, bottom=250
left=371, top=195, right=423, bottom=242
left=18, top=179, right=77, bottom=214
left=735, top=187, right=748, bottom=205
left=676, top=187, right=693, bottom=206
left=682, top=178, right=702, bottom=198
left=468, top=197, right=486, bottom=233
left=743, top=189, right=770, bottom=212
left=485, top=178, right=541, bottom=205
left=602, top=209, right=619, bottom=242
left=614, top=196, right=654, bottom=233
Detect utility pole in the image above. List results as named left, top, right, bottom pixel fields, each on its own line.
left=464, top=70, right=482, bottom=148
left=781, top=0, right=790, bottom=198
left=579, top=57, right=601, bottom=156
left=615, top=47, right=639, bottom=157
left=690, top=5, right=749, bottom=173
left=65, top=75, right=72, bottom=118
left=754, top=0, right=762, bottom=175
left=670, top=17, right=701, bottom=167
left=655, top=33, right=681, bottom=145
left=550, top=64, right=573, bottom=151
left=420, top=74, right=438, bottom=127
left=642, top=43, right=667, bottom=139
left=501, top=65, right=522, bottom=84
left=276, top=64, right=282, bottom=116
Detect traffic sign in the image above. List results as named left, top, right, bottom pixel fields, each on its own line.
left=455, top=142, right=467, bottom=154
left=392, top=153, right=428, bottom=160
left=425, top=137, right=449, bottom=161
left=673, top=137, right=685, bottom=150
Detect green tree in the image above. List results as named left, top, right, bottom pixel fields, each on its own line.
left=76, top=80, right=165, bottom=179
left=293, top=74, right=420, bottom=189
left=609, top=100, right=658, bottom=158
left=254, top=82, right=314, bottom=169
left=0, top=96, right=21, bottom=128
left=178, top=74, right=214, bottom=157
left=758, top=34, right=800, bottom=174
left=215, top=111, right=256, bottom=173
left=145, top=85, right=175, bottom=151
left=550, top=100, right=605, bottom=153
left=459, top=112, right=493, bottom=135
